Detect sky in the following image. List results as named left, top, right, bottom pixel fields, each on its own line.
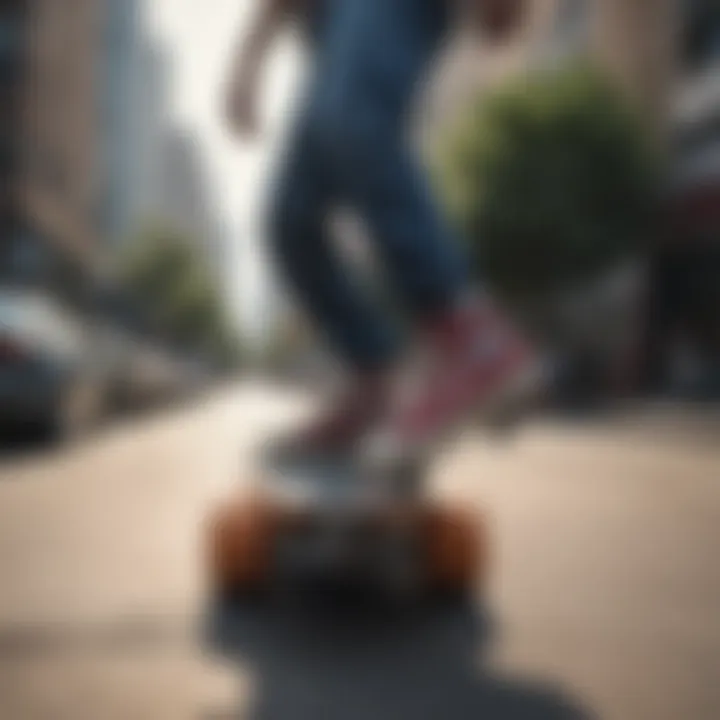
left=143, top=0, right=305, bottom=338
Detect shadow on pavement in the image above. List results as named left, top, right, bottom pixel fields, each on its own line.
left=0, top=425, right=55, bottom=466
left=205, top=598, right=594, bottom=720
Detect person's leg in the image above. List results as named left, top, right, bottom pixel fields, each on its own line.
left=268, top=112, right=399, bottom=373
left=306, top=0, right=542, bottom=459
left=308, top=0, right=468, bottom=318
left=265, top=98, right=398, bottom=462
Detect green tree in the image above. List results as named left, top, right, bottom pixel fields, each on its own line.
left=120, top=224, right=242, bottom=366
left=436, top=65, right=658, bottom=310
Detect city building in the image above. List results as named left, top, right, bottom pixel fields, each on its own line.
left=0, top=1, right=27, bottom=270
left=427, top=0, right=678, bottom=140
left=101, top=0, right=141, bottom=248
left=641, top=1, right=720, bottom=397
left=101, top=21, right=227, bottom=284
left=101, top=19, right=174, bottom=250
left=2, top=0, right=106, bottom=306
left=128, top=34, right=170, bottom=235
left=154, top=125, right=226, bottom=279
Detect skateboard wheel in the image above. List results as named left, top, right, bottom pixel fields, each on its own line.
left=206, top=493, right=279, bottom=598
left=420, top=504, right=488, bottom=598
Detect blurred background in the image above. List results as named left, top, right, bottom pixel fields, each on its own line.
left=0, top=1, right=719, bottom=719
left=1, top=0, right=719, bottom=439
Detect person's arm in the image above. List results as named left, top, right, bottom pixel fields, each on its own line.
left=225, top=0, right=296, bottom=137
left=459, top=0, right=528, bottom=43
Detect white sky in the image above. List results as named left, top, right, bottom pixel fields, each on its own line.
left=143, top=0, right=305, bottom=337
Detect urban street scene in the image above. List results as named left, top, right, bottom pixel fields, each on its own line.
left=0, top=1, right=719, bottom=719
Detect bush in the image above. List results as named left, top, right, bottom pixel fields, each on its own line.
left=436, top=65, right=658, bottom=307
left=120, top=224, right=242, bottom=365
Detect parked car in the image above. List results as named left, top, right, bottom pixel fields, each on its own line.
left=120, top=341, right=188, bottom=409
left=0, top=287, right=112, bottom=439
left=93, top=286, right=205, bottom=412
left=103, top=333, right=201, bottom=413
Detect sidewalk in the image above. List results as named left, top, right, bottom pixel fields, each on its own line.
left=0, top=383, right=718, bottom=719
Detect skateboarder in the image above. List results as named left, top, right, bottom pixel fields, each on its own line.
left=226, top=0, right=540, bottom=465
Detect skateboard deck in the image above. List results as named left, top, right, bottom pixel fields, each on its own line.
left=259, top=452, right=425, bottom=513
left=206, top=454, right=487, bottom=604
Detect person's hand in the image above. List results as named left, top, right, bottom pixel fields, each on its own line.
left=225, top=57, right=262, bottom=138
left=226, top=72, right=260, bottom=138
left=471, top=0, right=527, bottom=43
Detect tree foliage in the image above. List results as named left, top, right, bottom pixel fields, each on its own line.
left=436, top=65, right=658, bottom=306
left=120, top=224, right=241, bottom=366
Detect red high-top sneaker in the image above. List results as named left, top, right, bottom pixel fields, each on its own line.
left=369, top=296, right=545, bottom=465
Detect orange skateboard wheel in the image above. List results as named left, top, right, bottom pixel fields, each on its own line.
left=420, top=503, right=488, bottom=597
left=206, top=492, right=279, bottom=597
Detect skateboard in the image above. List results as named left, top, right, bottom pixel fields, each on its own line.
left=205, top=456, right=488, bottom=604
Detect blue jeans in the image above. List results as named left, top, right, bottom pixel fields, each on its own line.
left=268, top=0, right=469, bottom=371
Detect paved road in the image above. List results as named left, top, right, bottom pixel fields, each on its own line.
left=0, top=383, right=719, bottom=719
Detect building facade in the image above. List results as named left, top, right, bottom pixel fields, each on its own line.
left=102, top=11, right=176, bottom=251
left=0, top=0, right=28, bottom=271
left=101, top=0, right=141, bottom=248
left=2, top=0, right=106, bottom=307
left=101, top=20, right=226, bottom=283
left=128, top=34, right=170, bottom=235
left=642, top=0, right=720, bottom=397
left=154, top=125, right=226, bottom=280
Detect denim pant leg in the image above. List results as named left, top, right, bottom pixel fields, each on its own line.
left=310, top=0, right=470, bottom=318
left=267, top=110, right=400, bottom=371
